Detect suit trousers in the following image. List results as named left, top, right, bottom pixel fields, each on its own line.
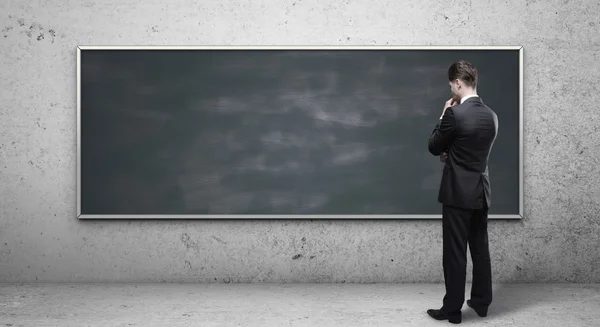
left=440, top=202, right=493, bottom=314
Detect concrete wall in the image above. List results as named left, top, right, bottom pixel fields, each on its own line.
left=1, top=0, right=599, bottom=283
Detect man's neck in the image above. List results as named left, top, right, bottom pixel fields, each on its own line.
left=460, top=92, right=478, bottom=104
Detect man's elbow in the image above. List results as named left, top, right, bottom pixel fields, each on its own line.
left=428, top=142, right=441, bottom=156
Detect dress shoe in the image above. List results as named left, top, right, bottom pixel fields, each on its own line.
left=466, top=300, right=488, bottom=317
left=427, top=309, right=461, bottom=324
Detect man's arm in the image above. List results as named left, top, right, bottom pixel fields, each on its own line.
left=428, top=107, right=457, bottom=156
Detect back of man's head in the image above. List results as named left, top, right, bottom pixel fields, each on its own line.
left=448, top=60, right=478, bottom=89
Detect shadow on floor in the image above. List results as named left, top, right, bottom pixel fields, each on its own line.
left=482, top=281, right=574, bottom=318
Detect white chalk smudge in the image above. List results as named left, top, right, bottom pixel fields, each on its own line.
left=260, top=131, right=336, bottom=149
left=235, top=155, right=313, bottom=174
left=300, top=193, right=329, bottom=210
left=260, top=131, right=311, bottom=148
left=331, top=143, right=370, bottom=165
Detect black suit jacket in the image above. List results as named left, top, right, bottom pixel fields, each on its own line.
left=428, top=97, right=498, bottom=209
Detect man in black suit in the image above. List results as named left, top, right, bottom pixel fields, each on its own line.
left=426, top=60, right=498, bottom=324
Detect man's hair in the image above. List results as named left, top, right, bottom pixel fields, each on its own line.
left=448, top=60, right=478, bottom=88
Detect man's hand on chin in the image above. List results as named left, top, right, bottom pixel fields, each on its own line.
left=440, top=98, right=459, bottom=119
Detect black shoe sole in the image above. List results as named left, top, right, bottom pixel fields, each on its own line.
left=427, top=310, right=462, bottom=324
left=467, top=300, right=488, bottom=317
left=448, top=317, right=461, bottom=324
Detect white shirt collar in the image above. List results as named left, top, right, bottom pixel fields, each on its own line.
left=460, top=94, right=478, bottom=104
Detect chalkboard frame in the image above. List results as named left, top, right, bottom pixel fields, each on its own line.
left=76, top=45, right=523, bottom=220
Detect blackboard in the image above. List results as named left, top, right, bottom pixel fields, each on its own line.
left=77, top=46, right=522, bottom=219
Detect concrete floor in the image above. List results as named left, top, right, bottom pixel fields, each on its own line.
left=0, top=283, right=598, bottom=326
